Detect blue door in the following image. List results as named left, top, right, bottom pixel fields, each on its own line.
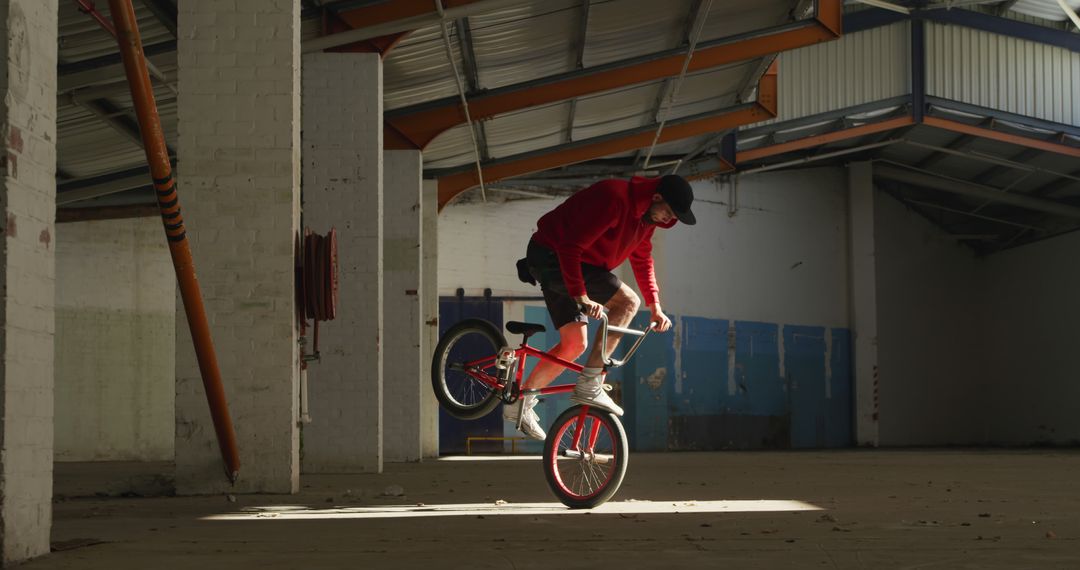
left=437, top=297, right=504, bottom=454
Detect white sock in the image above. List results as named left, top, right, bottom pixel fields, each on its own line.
left=581, top=366, right=602, bottom=378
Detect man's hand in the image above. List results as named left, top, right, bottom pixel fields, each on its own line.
left=576, top=296, right=605, bottom=320
left=649, top=304, right=672, bottom=332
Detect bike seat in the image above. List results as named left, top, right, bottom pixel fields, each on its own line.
left=506, top=321, right=546, bottom=336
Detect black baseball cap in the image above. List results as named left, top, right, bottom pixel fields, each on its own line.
left=657, top=174, right=696, bottom=225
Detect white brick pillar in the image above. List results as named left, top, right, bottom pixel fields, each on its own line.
left=421, top=179, right=439, bottom=458
left=0, top=0, right=57, bottom=563
left=301, top=53, right=383, bottom=473
left=848, top=162, right=879, bottom=446
left=384, top=150, right=422, bottom=462
left=176, top=0, right=301, bottom=494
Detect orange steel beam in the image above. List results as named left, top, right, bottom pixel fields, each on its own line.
left=436, top=69, right=779, bottom=210
left=109, top=0, right=241, bottom=483
left=923, top=116, right=1080, bottom=160
left=736, top=116, right=915, bottom=163
left=389, top=0, right=842, bottom=150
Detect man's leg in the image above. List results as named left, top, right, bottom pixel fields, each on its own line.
left=583, top=283, right=641, bottom=369
left=522, top=322, right=588, bottom=389
left=571, top=284, right=641, bottom=415
left=507, top=322, right=588, bottom=441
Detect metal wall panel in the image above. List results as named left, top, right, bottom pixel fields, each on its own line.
left=926, top=21, right=1080, bottom=126
left=774, top=22, right=910, bottom=123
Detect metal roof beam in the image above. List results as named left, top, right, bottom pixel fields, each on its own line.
left=453, top=17, right=490, bottom=161
left=385, top=0, right=842, bottom=150
left=923, top=116, right=1080, bottom=160
left=139, top=0, right=177, bottom=38
left=305, top=0, right=530, bottom=53
left=1027, top=169, right=1080, bottom=198
left=641, top=0, right=708, bottom=166
left=969, top=147, right=1042, bottom=185
left=874, top=164, right=1080, bottom=220
left=67, top=96, right=146, bottom=149
left=432, top=70, right=780, bottom=210
left=927, top=96, right=1080, bottom=139
left=58, top=40, right=175, bottom=77
left=56, top=160, right=176, bottom=205
left=913, top=116, right=992, bottom=170
left=996, top=0, right=1023, bottom=16
left=564, top=0, right=591, bottom=143
left=736, top=116, right=914, bottom=164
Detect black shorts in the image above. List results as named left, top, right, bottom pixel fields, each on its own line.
left=525, top=240, right=622, bottom=329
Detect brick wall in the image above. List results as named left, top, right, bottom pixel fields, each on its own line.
left=300, top=53, right=383, bottom=473
left=176, top=0, right=301, bottom=494
left=421, top=180, right=439, bottom=458
left=0, top=0, right=57, bottom=563
left=54, top=217, right=174, bottom=461
left=383, top=150, right=422, bottom=462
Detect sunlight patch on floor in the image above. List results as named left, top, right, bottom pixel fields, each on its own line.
left=204, top=499, right=823, bottom=521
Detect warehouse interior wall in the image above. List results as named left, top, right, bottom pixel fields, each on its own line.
left=48, top=168, right=1079, bottom=465
left=979, top=229, right=1080, bottom=445
left=873, top=190, right=984, bottom=446
left=54, top=216, right=175, bottom=461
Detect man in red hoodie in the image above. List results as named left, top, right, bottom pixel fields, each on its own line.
left=506, top=174, right=696, bottom=440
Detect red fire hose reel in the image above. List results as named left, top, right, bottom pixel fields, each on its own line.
left=296, top=228, right=338, bottom=359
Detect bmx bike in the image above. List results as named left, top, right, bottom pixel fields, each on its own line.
left=431, top=310, right=654, bottom=508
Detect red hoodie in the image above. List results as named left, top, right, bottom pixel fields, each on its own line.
left=531, top=176, right=676, bottom=308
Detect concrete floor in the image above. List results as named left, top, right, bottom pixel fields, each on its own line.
left=26, top=450, right=1080, bottom=569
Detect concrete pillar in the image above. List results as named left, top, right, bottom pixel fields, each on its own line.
left=176, top=0, right=301, bottom=493
left=301, top=53, right=383, bottom=473
left=421, top=179, right=439, bottom=458
left=848, top=162, right=880, bottom=446
left=0, top=0, right=57, bottom=563
left=384, top=150, right=423, bottom=462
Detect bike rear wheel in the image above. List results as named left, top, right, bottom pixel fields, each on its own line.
left=543, top=405, right=629, bottom=509
left=431, top=319, right=506, bottom=420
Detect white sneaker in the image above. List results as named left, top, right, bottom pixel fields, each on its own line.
left=569, top=374, right=624, bottom=416
left=503, top=396, right=546, bottom=441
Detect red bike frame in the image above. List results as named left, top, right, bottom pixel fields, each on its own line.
left=461, top=341, right=596, bottom=450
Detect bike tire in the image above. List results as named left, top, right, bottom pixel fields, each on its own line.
left=431, top=318, right=506, bottom=420
left=543, top=405, right=629, bottom=509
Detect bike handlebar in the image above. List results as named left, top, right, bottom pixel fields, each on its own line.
left=577, top=303, right=656, bottom=369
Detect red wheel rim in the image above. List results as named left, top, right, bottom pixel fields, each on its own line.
left=548, top=411, right=619, bottom=501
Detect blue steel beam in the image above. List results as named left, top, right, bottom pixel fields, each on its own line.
left=911, top=17, right=925, bottom=124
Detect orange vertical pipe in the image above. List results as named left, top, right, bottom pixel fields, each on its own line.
left=107, top=0, right=240, bottom=483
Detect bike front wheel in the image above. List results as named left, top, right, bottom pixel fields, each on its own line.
left=431, top=318, right=506, bottom=420
left=543, top=405, right=629, bottom=509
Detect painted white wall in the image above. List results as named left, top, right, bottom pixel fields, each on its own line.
left=54, top=217, right=175, bottom=461
left=873, top=192, right=983, bottom=446
left=439, top=197, right=559, bottom=297
left=657, top=169, right=850, bottom=327
left=439, top=168, right=851, bottom=332
left=980, top=229, right=1080, bottom=444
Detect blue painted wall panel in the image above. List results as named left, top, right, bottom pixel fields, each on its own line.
left=784, top=325, right=828, bottom=449
left=673, top=316, right=729, bottom=416
left=732, top=321, right=787, bottom=416
left=625, top=313, right=673, bottom=451
left=828, top=328, right=854, bottom=447
left=474, top=303, right=856, bottom=452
